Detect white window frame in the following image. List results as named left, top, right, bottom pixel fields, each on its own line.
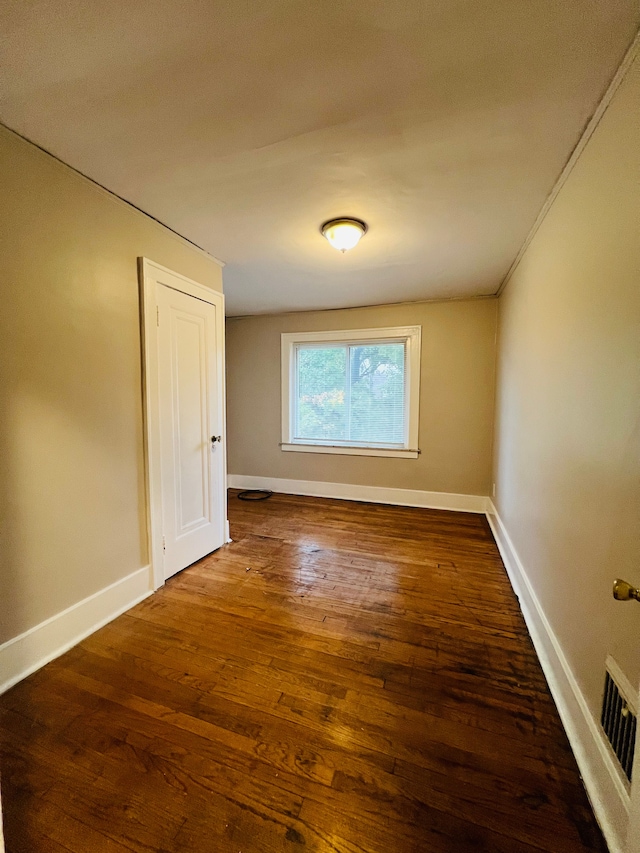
left=281, top=326, right=421, bottom=459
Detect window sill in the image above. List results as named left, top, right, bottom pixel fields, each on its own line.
left=280, top=443, right=419, bottom=459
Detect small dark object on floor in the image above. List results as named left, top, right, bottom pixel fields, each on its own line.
left=237, top=489, right=273, bottom=501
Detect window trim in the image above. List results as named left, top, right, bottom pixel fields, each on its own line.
left=281, top=326, right=421, bottom=459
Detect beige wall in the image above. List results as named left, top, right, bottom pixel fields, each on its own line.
left=226, top=298, right=497, bottom=496
left=0, top=126, right=222, bottom=645
left=493, top=54, right=640, bottom=719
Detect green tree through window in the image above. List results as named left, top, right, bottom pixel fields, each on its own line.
left=295, top=342, right=405, bottom=445
left=296, top=346, right=346, bottom=441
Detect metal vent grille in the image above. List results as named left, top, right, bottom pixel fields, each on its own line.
left=601, top=670, right=636, bottom=782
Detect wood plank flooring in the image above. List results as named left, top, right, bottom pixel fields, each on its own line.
left=0, top=491, right=607, bottom=852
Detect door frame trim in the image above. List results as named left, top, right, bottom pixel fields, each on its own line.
left=139, top=258, right=227, bottom=591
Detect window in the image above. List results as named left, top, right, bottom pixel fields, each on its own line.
left=281, top=326, right=421, bottom=458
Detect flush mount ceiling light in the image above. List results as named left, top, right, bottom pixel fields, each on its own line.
left=321, top=218, right=368, bottom=253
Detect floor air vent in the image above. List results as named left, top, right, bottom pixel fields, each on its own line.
left=601, top=667, right=637, bottom=783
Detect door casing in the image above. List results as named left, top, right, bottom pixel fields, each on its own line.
left=139, top=257, right=227, bottom=590
left=626, top=692, right=640, bottom=853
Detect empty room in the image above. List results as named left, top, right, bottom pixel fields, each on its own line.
left=0, top=2, right=639, bottom=852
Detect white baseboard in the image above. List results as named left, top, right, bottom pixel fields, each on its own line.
left=228, top=474, right=489, bottom=514
left=0, top=566, right=153, bottom=695
left=486, top=501, right=630, bottom=853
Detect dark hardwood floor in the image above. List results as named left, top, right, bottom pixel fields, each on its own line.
left=0, top=491, right=606, bottom=852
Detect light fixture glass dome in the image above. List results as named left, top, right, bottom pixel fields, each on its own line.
left=321, top=218, right=367, bottom=252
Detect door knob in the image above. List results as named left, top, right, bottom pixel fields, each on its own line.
left=612, top=579, right=640, bottom=602
left=211, top=435, right=221, bottom=443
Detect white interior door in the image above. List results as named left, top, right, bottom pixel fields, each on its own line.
left=157, top=283, right=224, bottom=578
left=141, top=259, right=226, bottom=586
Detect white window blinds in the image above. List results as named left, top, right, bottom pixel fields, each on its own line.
left=294, top=341, right=407, bottom=447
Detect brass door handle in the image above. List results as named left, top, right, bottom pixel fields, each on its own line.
left=612, top=579, right=640, bottom=602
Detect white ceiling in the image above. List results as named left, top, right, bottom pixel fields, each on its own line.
left=1, top=1, right=638, bottom=316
